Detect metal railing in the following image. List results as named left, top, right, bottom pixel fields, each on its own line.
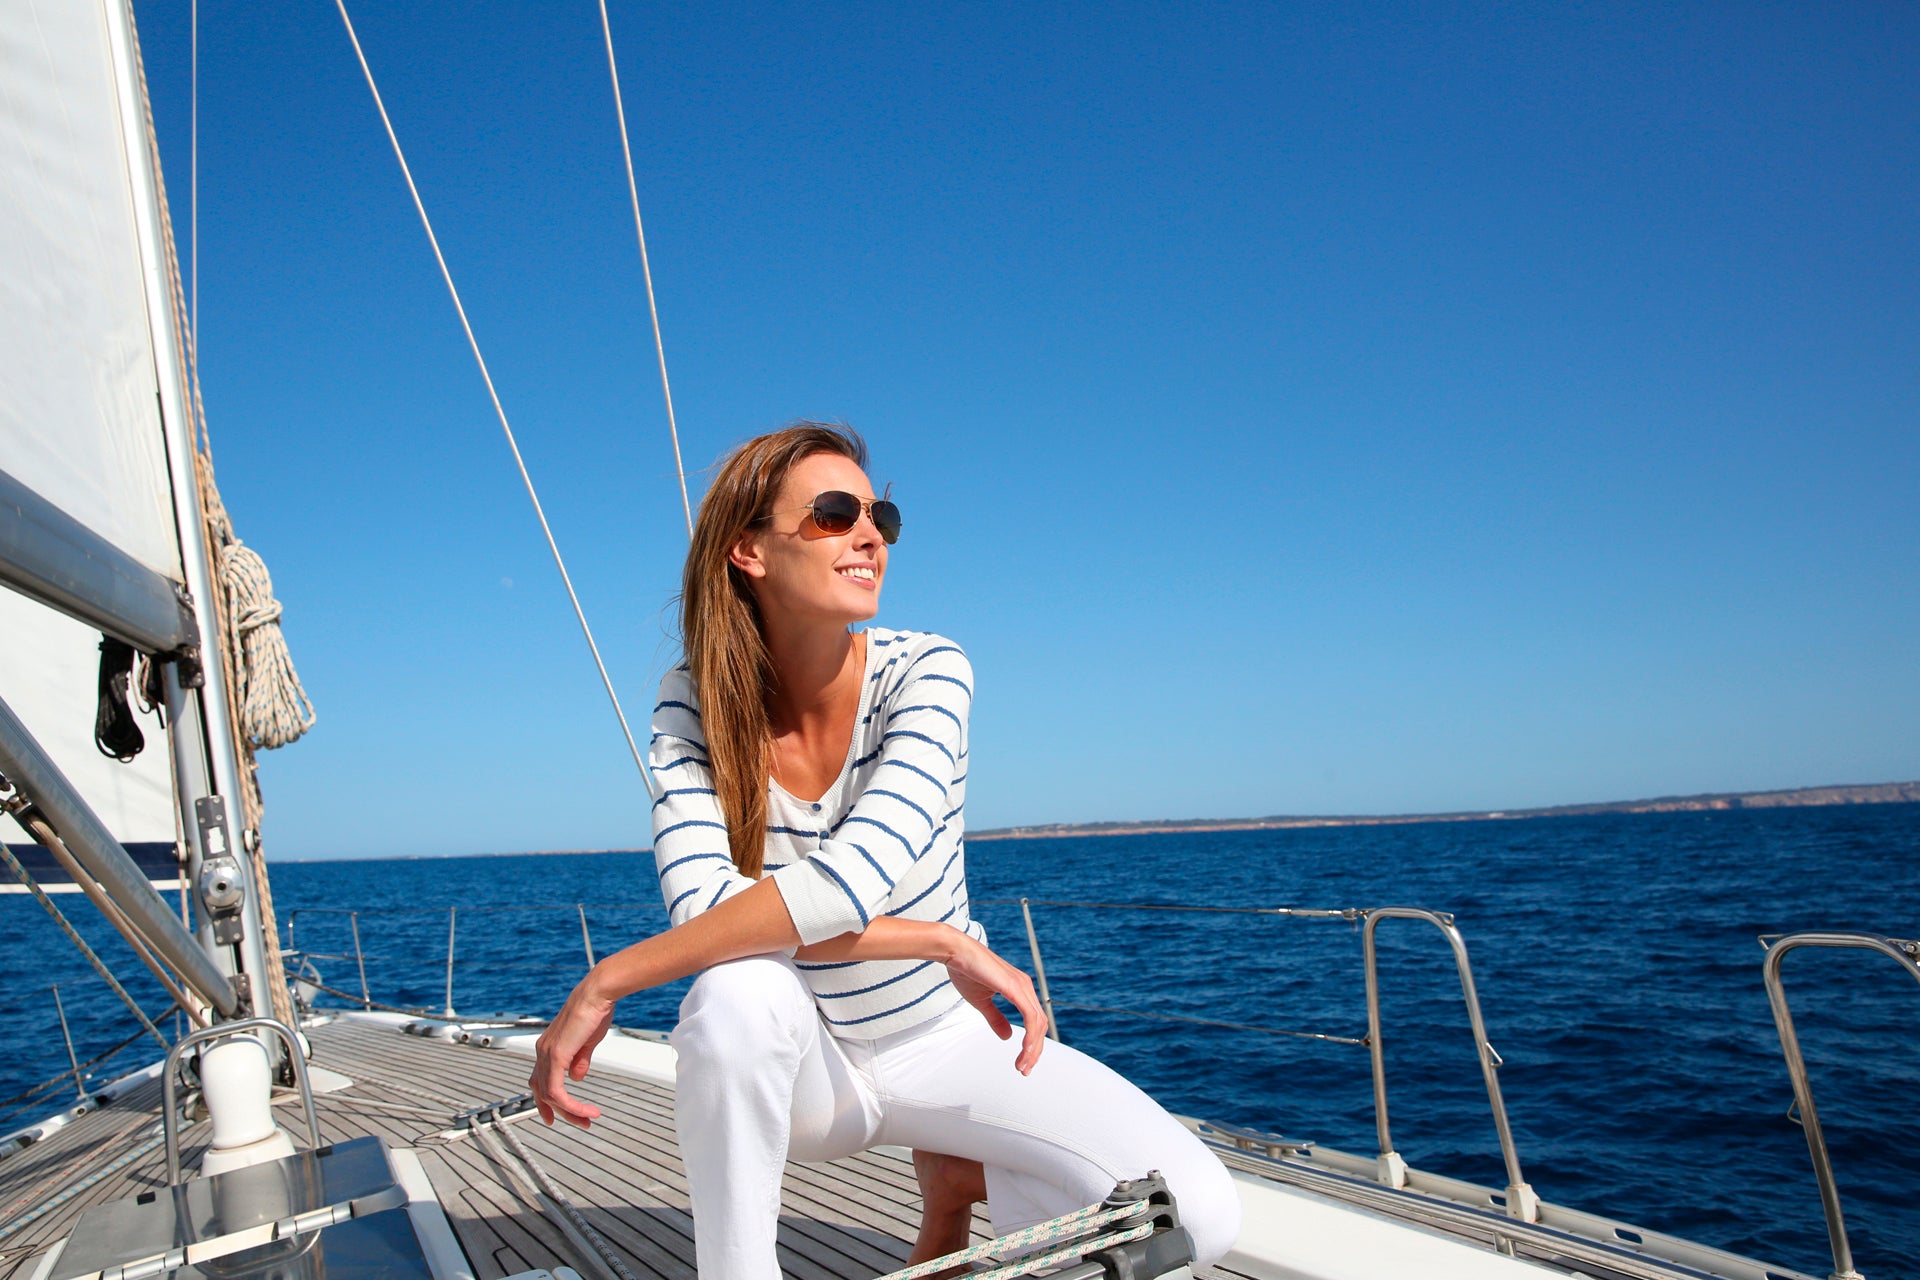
left=1362, top=908, right=1536, bottom=1221
left=980, top=896, right=1538, bottom=1221
left=1761, top=930, right=1920, bottom=1280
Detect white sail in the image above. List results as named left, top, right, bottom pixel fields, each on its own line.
left=0, top=0, right=184, bottom=875
left=0, top=593, right=179, bottom=879
left=0, top=0, right=183, bottom=579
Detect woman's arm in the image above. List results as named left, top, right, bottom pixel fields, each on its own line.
left=529, top=878, right=1045, bottom=1127
left=650, top=672, right=762, bottom=925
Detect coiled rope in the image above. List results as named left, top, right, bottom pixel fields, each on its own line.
left=219, top=541, right=315, bottom=750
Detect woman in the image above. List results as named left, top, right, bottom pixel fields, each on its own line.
left=531, top=424, right=1239, bottom=1279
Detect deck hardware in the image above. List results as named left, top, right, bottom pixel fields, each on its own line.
left=454, top=1093, right=538, bottom=1126
left=1363, top=906, right=1538, bottom=1222
left=162, top=1016, right=319, bottom=1184
left=1764, top=930, right=1920, bottom=1280
left=193, top=797, right=245, bottom=945
left=1200, top=1120, right=1314, bottom=1159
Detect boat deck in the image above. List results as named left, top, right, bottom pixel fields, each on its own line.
left=0, top=1016, right=1247, bottom=1280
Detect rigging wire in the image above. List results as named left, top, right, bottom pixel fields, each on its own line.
left=333, top=0, right=658, bottom=801
left=598, top=1, right=694, bottom=539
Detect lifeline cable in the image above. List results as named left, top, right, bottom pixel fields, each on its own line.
left=0, top=847, right=169, bottom=1051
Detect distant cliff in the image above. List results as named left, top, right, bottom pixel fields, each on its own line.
left=970, top=781, right=1920, bottom=841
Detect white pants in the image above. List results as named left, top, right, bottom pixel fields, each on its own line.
left=671, top=955, right=1241, bottom=1280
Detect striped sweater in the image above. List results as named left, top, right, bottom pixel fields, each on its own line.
left=649, top=628, right=984, bottom=1039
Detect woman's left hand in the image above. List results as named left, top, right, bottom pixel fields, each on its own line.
left=529, top=970, right=616, bottom=1128
left=940, top=931, right=1048, bottom=1075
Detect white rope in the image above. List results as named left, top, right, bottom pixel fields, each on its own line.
left=965, top=1221, right=1155, bottom=1280
left=334, top=0, right=659, bottom=801
left=220, top=541, right=315, bottom=750
left=597, top=0, right=693, bottom=540
left=875, top=1196, right=1153, bottom=1280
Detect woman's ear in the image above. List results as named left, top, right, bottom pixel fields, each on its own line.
left=728, top=531, right=768, bottom=579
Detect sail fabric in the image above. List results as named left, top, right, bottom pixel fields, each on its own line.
left=0, top=590, right=181, bottom=858
left=0, top=0, right=184, bottom=580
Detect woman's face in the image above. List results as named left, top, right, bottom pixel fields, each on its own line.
left=731, top=451, right=889, bottom=631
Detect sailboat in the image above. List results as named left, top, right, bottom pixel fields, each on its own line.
left=3, top=3, right=1914, bottom=1279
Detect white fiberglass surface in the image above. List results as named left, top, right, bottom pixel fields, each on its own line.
left=0, top=0, right=183, bottom=577
left=1222, top=1173, right=1554, bottom=1280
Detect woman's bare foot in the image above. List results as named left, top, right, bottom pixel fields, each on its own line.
left=908, top=1150, right=987, bottom=1276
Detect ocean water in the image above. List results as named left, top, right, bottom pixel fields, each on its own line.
left=4, top=804, right=1917, bottom=1276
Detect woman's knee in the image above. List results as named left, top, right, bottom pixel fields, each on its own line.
left=673, top=955, right=815, bottom=1065
left=1161, top=1147, right=1240, bottom=1268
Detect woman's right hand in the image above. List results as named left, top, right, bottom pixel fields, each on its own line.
left=940, top=930, right=1048, bottom=1075
left=530, top=968, right=617, bottom=1128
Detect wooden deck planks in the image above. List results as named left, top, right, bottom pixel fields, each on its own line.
left=2, top=1013, right=1242, bottom=1280
left=306, top=1017, right=954, bottom=1280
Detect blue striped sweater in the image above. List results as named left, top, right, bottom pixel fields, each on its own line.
left=649, top=628, right=984, bottom=1039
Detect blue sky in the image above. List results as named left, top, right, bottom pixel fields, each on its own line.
left=133, top=2, right=1918, bottom=858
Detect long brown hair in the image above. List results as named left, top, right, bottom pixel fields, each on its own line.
left=681, top=423, right=869, bottom=876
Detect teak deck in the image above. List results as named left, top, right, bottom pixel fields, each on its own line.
left=1, top=1016, right=1243, bottom=1280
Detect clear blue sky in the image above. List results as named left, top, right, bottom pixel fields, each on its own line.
left=134, top=2, right=1918, bottom=859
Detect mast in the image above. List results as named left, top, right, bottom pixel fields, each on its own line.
left=98, top=0, right=283, bottom=1026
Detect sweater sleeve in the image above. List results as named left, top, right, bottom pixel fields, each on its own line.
left=649, top=668, right=758, bottom=927
left=772, top=640, right=972, bottom=945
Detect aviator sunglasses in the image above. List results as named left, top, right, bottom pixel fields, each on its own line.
left=794, top=490, right=903, bottom=544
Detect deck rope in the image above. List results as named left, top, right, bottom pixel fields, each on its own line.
left=0, top=1124, right=168, bottom=1243
left=333, top=0, right=658, bottom=802
left=468, top=1110, right=639, bottom=1280
left=875, top=1196, right=1154, bottom=1280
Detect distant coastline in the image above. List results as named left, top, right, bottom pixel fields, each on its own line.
left=967, top=780, right=1920, bottom=842
left=274, top=780, right=1920, bottom=860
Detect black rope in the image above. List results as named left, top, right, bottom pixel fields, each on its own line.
left=94, top=638, right=146, bottom=761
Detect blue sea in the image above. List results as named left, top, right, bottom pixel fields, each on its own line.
left=5, top=804, right=1917, bottom=1276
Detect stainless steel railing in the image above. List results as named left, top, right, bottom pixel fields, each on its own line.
left=1362, top=908, right=1536, bottom=1221
left=979, top=897, right=1539, bottom=1220
left=1761, top=930, right=1920, bottom=1280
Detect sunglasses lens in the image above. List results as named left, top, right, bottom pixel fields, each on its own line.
left=872, top=500, right=902, bottom=544
left=809, top=491, right=860, bottom=534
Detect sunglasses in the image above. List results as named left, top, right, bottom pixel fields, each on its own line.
left=797, top=490, right=903, bottom=544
